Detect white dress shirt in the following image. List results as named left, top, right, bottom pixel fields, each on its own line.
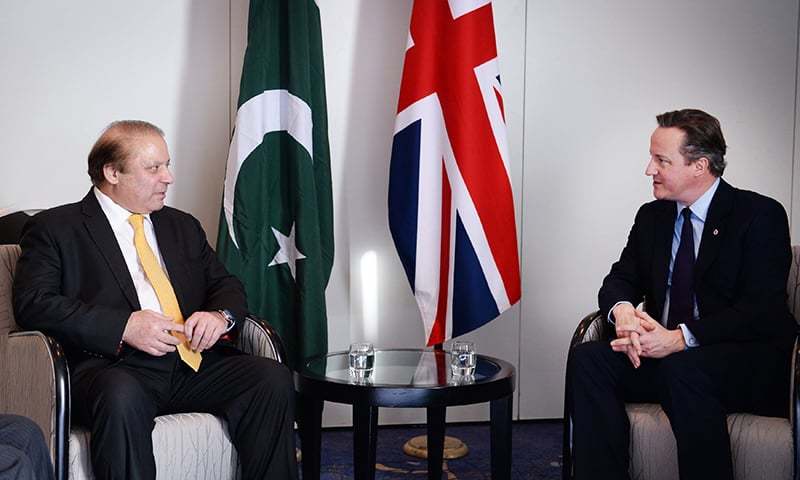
left=93, top=187, right=167, bottom=314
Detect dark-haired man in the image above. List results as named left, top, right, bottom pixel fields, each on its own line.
left=567, top=109, right=796, bottom=480
left=13, top=121, right=299, bottom=479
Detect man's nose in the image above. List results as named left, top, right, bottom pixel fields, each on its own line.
left=162, top=168, right=174, bottom=184
left=645, top=159, right=657, bottom=176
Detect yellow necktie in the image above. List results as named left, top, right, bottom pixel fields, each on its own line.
left=129, top=214, right=202, bottom=371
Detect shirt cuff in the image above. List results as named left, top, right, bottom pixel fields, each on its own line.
left=678, top=323, right=699, bottom=349
left=607, top=301, right=633, bottom=324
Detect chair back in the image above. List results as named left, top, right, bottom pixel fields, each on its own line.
left=0, top=245, right=21, bottom=336
left=789, top=246, right=800, bottom=324
left=0, top=210, right=38, bottom=245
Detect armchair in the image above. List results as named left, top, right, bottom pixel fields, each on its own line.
left=0, top=244, right=288, bottom=480
left=562, top=245, right=800, bottom=480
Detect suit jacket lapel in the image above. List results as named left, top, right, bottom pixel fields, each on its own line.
left=80, top=191, right=140, bottom=309
left=652, top=201, right=675, bottom=314
left=151, top=211, right=188, bottom=317
left=695, top=179, right=734, bottom=280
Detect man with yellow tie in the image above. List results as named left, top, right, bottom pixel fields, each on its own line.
left=13, top=120, right=299, bottom=479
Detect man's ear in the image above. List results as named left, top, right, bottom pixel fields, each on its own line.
left=103, top=163, right=120, bottom=185
left=694, top=157, right=709, bottom=176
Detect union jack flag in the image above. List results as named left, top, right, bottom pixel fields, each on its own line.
left=389, top=0, right=521, bottom=346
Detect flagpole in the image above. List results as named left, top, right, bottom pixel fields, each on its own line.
left=401, top=343, right=469, bottom=467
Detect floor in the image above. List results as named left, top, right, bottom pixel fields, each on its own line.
left=304, top=420, right=563, bottom=479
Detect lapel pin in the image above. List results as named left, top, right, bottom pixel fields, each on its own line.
left=712, top=228, right=719, bottom=236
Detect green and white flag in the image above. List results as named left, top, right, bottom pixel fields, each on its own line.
left=217, top=0, right=333, bottom=369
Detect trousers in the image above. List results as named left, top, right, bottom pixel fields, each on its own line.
left=71, top=348, right=298, bottom=480
left=566, top=340, right=789, bottom=480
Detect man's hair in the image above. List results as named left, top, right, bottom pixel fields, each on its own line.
left=656, top=109, right=727, bottom=177
left=87, top=120, right=165, bottom=186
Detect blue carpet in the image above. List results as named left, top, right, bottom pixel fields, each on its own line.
left=304, top=420, right=563, bottom=479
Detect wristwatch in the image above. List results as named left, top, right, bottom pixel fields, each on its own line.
left=217, top=309, right=236, bottom=332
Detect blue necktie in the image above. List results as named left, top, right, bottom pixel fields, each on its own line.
left=667, top=208, right=695, bottom=330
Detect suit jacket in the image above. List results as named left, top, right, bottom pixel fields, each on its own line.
left=599, top=179, right=796, bottom=349
left=12, top=190, right=248, bottom=369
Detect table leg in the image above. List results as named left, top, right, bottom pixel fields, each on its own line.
left=426, top=406, right=446, bottom=480
left=298, top=394, right=323, bottom=480
left=353, top=404, right=378, bottom=480
left=490, top=394, right=513, bottom=479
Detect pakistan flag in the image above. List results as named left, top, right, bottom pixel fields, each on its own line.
left=217, top=0, right=333, bottom=370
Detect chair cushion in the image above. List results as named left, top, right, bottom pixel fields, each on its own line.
left=68, top=413, right=240, bottom=480
left=627, top=403, right=791, bottom=480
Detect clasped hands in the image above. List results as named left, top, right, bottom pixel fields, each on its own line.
left=122, top=310, right=228, bottom=356
left=610, top=303, right=686, bottom=368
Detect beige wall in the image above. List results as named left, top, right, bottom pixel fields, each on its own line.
left=1, top=0, right=798, bottom=426
left=0, top=1, right=231, bottom=241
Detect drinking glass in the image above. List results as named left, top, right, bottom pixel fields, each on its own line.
left=450, top=341, right=476, bottom=377
left=348, top=342, right=375, bottom=378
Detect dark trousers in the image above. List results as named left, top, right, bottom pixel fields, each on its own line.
left=0, top=414, right=54, bottom=480
left=566, top=340, right=789, bottom=480
left=71, top=349, right=298, bottom=480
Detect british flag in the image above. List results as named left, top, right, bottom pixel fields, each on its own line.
left=389, top=0, right=521, bottom=346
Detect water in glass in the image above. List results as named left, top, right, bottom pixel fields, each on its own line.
left=348, top=343, right=375, bottom=378
left=450, top=341, right=476, bottom=376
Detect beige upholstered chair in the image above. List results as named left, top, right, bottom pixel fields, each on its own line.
left=0, top=244, right=287, bottom=480
left=563, top=245, right=800, bottom=480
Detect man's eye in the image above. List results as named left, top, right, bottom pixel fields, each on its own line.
left=149, top=166, right=159, bottom=172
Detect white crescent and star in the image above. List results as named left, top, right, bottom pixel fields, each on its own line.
left=267, top=223, right=306, bottom=280
left=221, top=89, right=314, bottom=281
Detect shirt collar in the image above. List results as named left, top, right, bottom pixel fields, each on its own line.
left=676, top=177, right=720, bottom=222
left=93, top=187, right=152, bottom=229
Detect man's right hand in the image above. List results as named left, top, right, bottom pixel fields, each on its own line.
left=611, top=303, right=644, bottom=368
left=122, top=310, right=184, bottom=356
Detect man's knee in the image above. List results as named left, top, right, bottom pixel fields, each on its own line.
left=225, top=355, right=295, bottom=408
left=568, top=341, right=615, bottom=380
left=248, top=357, right=294, bottom=402
left=86, top=370, right=154, bottom=421
left=656, top=351, right=701, bottom=387
left=655, top=351, right=722, bottom=416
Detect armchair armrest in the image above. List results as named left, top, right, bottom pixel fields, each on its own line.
left=563, top=310, right=611, bottom=480
left=570, top=310, right=607, bottom=348
left=1, top=331, right=69, bottom=480
left=236, top=315, right=287, bottom=365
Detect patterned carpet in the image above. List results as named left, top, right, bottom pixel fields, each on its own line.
left=304, top=420, right=563, bottom=479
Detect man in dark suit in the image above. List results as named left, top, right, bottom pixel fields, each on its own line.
left=13, top=121, right=299, bottom=479
left=566, top=109, right=796, bottom=480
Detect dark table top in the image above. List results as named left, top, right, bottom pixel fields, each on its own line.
left=295, top=348, right=515, bottom=408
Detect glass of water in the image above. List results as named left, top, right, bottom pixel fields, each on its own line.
left=348, top=342, right=375, bottom=378
left=450, top=341, right=476, bottom=377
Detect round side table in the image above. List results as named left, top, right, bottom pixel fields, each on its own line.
left=294, top=348, right=516, bottom=480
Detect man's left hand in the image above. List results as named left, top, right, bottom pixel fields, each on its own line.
left=184, top=311, right=228, bottom=352
left=634, top=310, right=686, bottom=358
